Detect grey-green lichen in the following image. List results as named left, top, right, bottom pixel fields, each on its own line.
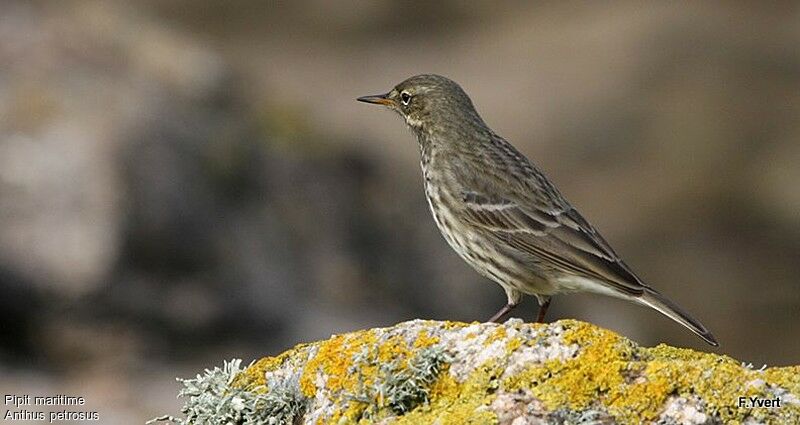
left=147, top=359, right=306, bottom=425
left=358, top=345, right=451, bottom=416
left=152, top=319, right=800, bottom=424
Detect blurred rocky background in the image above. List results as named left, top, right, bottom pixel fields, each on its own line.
left=0, top=1, right=798, bottom=423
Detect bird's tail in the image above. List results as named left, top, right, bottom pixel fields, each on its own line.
left=637, top=288, right=718, bottom=346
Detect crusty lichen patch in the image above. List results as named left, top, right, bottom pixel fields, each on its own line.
left=155, top=319, right=800, bottom=425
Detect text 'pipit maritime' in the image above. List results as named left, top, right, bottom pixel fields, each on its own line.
left=358, top=74, right=717, bottom=346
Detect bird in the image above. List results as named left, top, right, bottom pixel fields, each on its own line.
left=357, top=74, right=717, bottom=346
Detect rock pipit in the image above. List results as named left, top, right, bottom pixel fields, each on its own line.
left=358, top=74, right=717, bottom=346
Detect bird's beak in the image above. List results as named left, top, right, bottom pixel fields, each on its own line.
left=357, top=93, right=393, bottom=106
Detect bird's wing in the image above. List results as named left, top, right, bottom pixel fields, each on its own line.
left=460, top=190, right=645, bottom=296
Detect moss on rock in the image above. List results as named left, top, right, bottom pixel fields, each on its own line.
left=153, top=319, right=800, bottom=424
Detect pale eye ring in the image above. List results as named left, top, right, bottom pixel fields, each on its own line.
left=400, top=92, right=411, bottom=105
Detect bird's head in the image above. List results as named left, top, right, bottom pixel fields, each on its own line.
left=357, top=74, right=484, bottom=134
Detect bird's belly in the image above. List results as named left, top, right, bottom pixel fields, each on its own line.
left=423, top=182, right=554, bottom=296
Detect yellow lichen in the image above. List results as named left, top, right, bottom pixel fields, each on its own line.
left=232, top=320, right=798, bottom=424
left=294, top=325, right=457, bottom=422
left=501, top=320, right=800, bottom=424
left=377, top=334, right=412, bottom=365
left=413, top=330, right=440, bottom=349
left=505, top=336, right=522, bottom=353
left=441, top=320, right=472, bottom=330
left=232, top=343, right=310, bottom=390
left=485, top=325, right=507, bottom=345
left=299, top=329, right=380, bottom=397
left=393, top=364, right=499, bottom=424
left=501, top=320, right=633, bottom=413
left=764, top=365, right=800, bottom=392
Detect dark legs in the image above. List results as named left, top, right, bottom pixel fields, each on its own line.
left=535, top=297, right=551, bottom=323
left=487, top=303, right=516, bottom=323
left=488, top=294, right=551, bottom=323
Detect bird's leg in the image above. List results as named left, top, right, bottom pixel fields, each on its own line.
left=489, top=289, right=522, bottom=323
left=535, top=296, right=551, bottom=323
left=487, top=303, right=516, bottom=323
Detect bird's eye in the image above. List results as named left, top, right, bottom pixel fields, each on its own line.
left=400, top=92, right=411, bottom=105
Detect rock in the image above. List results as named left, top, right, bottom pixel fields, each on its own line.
left=153, top=319, right=799, bottom=424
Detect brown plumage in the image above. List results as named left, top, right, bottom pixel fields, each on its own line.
left=358, top=74, right=717, bottom=346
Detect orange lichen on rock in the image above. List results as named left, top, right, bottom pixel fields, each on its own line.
left=299, top=329, right=378, bottom=397
left=166, top=319, right=799, bottom=425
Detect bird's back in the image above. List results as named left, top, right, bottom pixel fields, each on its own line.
left=425, top=130, right=649, bottom=297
